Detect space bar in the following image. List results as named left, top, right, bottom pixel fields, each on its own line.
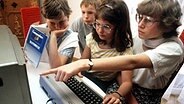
left=74, top=76, right=106, bottom=98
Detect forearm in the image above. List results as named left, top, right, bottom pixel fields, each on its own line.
left=48, top=34, right=61, bottom=68
left=117, top=82, right=132, bottom=97
left=90, top=55, right=136, bottom=71
left=88, top=54, right=151, bottom=72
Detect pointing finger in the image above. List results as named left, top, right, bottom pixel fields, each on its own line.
left=40, top=69, right=58, bottom=76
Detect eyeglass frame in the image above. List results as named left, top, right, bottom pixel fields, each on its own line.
left=135, top=13, right=160, bottom=27
left=93, top=21, right=113, bottom=33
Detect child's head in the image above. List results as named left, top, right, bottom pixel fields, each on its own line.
left=41, top=0, right=72, bottom=31
left=92, top=0, right=133, bottom=52
left=136, top=0, right=182, bottom=38
left=80, top=0, right=99, bottom=25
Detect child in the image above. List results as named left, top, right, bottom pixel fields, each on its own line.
left=70, top=0, right=98, bottom=54
left=75, top=0, right=133, bottom=103
left=41, top=0, right=183, bottom=103
left=41, top=0, right=78, bottom=68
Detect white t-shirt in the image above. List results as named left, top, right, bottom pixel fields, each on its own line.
left=133, top=35, right=184, bottom=89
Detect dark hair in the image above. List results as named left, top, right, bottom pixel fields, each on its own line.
left=41, top=0, right=72, bottom=19
left=137, top=0, right=182, bottom=38
left=92, top=0, right=133, bottom=52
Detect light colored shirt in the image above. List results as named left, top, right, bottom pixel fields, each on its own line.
left=86, top=33, right=133, bottom=81
left=133, top=35, right=184, bottom=89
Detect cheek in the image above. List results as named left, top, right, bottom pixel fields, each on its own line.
left=46, top=23, right=54, bottom=30
left=62, top=21, right=69, bottom=28
left=151, top=26, right=162, bottom=35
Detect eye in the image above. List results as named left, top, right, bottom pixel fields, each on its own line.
left=95, top=22, right=101, bottom=27
left=103, top=25, right=111, bottom=30
left=87, top=11, right=94, bottom=15
left=82, top=11, right=85, bottom=14
left=50, top=22, right=55, bottom=25
left=144, top=16, right=154, bottom=23
left=138, top=14, right=143, bottom=19
left=59, top=21, right=64, bottom=25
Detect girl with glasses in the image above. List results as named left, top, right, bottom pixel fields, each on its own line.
left=41, top=0, right=183, bottom=104
left=80, top=0, right=133, bottom=103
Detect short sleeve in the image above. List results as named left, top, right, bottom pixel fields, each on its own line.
left=145, top=42, right=183, bottom=77
left=59, top=47, right=76, bottom=58
left=86, top=33, right=94, bottom=48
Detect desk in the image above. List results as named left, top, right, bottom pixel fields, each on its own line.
left=161, top=64, right=184, bottom=104
left=26, top=61, right=51, bottom=104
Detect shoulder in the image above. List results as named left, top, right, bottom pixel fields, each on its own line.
left=66, top=29, right=78, bottom=39
left=71, top=17, right=83, bottom=26
left=123, top=47, right=133, bottom=55
left=157, top=37, right=183, bottom=54
left=145, top=38, right=184, bottom=64
left=86, top=33, right=93, bottom=40
left=86, top=33, right=95, bottom=46
left=70, top=17, right=84, bottom=31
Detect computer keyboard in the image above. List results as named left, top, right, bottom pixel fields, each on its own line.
left=65, top=76, right=105, bottom=104
left=39, top=75, right=106, bottom=104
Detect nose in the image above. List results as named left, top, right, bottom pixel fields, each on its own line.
left=97, top=26, right=104, bottom=33
left=55, top=23, right=61, bottom=29
left=138, top=18, right=145, bottom=27
left=84, top=13, right=89, bottom=19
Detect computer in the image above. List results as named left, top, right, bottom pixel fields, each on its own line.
left=23, top=24, right=106, bottom=104
left=0, top=25, right=32, bottom=104
left=23, top=24, right=49, bottom=68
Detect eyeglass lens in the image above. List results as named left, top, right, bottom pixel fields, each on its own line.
left=136, top=14, right=158, bottom=27
left=93, top=22, right=112, bottom=33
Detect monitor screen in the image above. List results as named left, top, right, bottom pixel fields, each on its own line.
left=0, top=64, right=32, bottom=104
left=24, top=25, right=49, bottom=68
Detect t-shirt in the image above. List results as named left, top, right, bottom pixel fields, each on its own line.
left=133, top=35, right=184, bottom=89
left=70, top=17, right=93, bottom=53
left=86, top=33, right=133, bottom=81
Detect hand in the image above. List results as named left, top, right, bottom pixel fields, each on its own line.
left=50, top=26, right=68, bottom=37
left=40, top=61, right=82, bottom=82
left=77, top=72, right=83, bottom=78
left=103, top=93, right=122, bottom=104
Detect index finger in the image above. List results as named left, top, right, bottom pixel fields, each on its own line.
left=40, top=69, right=58, bottom=76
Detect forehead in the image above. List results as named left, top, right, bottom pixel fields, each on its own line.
left=96, top=18, right=112, bottom=25
left=81, top=4, right=96, bottom=11
left=47, top=15, right=68, bottom=23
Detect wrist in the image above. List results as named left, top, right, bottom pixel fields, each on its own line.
left=88, top=59, right=93, bottom=71
left=78, top=59, right=91, bottom=72
left=80, top=59, right=94, bottom=71
left=113, top=91, right=123, bottom=100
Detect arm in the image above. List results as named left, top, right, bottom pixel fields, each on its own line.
left=41, top=53, right=152, bottom=82
left=81, top=46, right=91, bottom=59
left=48, top=28, right=68, bottom=68
left=102, top=70, right=132, bottom=104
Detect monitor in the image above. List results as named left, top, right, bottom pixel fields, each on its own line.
left=23, top=24, right=49, bottom=68
left=0, top=25, right=32, bottom=104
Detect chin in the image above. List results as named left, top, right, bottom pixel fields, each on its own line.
left=138, top=34, right=145, bottom=39
left=85, top=21, right=92, bottom=25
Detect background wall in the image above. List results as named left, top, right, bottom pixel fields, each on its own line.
left=68, top=0, right=82, bottom=26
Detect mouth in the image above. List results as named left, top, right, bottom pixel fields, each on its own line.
left=85, top=20, right=94, bottom=24
left=138, top=30, right=144, bottom=35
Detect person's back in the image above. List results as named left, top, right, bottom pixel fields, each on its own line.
left=70, top=0, right=98, bottom=54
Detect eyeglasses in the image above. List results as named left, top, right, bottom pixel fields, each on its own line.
left=93, top=22, right=112, bottom=33
left=135, top=14, right=159, bottom=27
